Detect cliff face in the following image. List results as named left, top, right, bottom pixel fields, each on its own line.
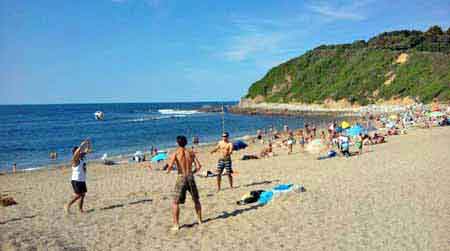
left=244, top=26, right=450, bottom=106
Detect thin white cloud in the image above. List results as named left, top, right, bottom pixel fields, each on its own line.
left=223, top=32, right=285, bottom=61
left=215, top=1, right=373, bottom=65
left=219, top=15, right=309, bottom=63
left=307, top=0, right=373, bottom=21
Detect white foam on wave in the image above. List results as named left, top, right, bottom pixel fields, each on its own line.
left=128, top=117, right=155, bottom=122
left=126, top=114, right=188, bottom=123
left=158, top=109, right=199, bottom=115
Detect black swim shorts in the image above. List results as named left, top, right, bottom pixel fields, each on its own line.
left=71, top=180, right=87, bottom=194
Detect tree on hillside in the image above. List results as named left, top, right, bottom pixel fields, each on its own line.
left=426, top=25, right=444, bottom=36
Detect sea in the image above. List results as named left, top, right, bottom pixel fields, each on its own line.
left=0, top=102, right=336, bottom=172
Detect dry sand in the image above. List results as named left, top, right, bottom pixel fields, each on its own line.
left=1, top=127, right=449, bottom=250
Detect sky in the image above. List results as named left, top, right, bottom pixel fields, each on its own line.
left=0, top=0, right=449, bottom=104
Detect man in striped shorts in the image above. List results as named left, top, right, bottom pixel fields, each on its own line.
left=211, top=132, right=234, bottom=192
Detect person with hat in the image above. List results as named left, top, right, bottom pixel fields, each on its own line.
left=210, top=132, right=234, bottom=192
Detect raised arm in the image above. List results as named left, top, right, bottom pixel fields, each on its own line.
left=72, top=140, right=91, bottom=163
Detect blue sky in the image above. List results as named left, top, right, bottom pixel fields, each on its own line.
left=0, top=0, right=449, bottom=104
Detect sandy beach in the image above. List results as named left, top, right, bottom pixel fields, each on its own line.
left=1, top=127, right=449, bottom=251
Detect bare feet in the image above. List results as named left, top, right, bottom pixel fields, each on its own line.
left=64, top=204, right=70, bottom=214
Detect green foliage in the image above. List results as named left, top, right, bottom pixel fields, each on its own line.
left=246, top=26, right=450, bottom=104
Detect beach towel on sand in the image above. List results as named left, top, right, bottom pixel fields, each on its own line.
left=257, top=191, right=274, bottom=205
left=257, top=183, right=297, bottom=205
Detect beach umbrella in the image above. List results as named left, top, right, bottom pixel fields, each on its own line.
left=232, top=140, right=248, bottom=151
left=341, top=121, right=350, bottom=129
left=346, top=125, right=364, bottom=137
left=151, top=152, right=167, bottom=162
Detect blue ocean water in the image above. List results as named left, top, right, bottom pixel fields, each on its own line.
left=0, top=102, right=333, bottom=171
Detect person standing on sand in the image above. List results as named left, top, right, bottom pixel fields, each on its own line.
left=65, top=139, right=91, bottom=214
left=166, top=135, right=202, bottom=231
left=286, top=132, right=295, bottom=154
left=210, top=132, right=234, bottom=192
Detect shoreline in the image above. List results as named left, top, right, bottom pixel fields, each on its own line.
left=230, top=102, right=410, bottom=117
left=1, top=112, right=358, bottom=174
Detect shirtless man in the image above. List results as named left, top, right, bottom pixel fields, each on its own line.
left=210, top=132, right=233, bottom=192
left=166, top=135, right=202, bottom=231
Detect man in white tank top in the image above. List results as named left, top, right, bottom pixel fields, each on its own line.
left=65, top=139, right=91, bottom=214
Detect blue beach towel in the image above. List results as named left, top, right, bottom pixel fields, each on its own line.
left=272, top=184, right=293, bottom=192
left=257, top=191, right=274, bottom=205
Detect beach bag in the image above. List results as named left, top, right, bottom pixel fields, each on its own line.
left=327, top=150, right=337, bottom=157
left=237, top=190, right=264, bottom=205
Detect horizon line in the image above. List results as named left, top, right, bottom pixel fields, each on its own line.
left=0, top=100, right=240, bottom=106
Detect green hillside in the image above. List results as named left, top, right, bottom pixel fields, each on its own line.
left=245, top=26, right=450, bottom=105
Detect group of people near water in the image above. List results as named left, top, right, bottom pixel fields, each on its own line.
left=65, top=131, right=235, bottom=231
left=64, top=103, right=450, bottom=231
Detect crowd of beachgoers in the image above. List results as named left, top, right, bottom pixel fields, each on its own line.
left=235, top=103, right=450, bottom=162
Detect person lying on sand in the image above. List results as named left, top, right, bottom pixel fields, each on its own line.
left=166, top=135, right=202, bottom=231
left=372, top=133, right=385, bottom=144
left=65, top=139, right=91, bottom=214
left=210, top=132, right=234, bottom=192
left=260, top=142, right=273, bottom=158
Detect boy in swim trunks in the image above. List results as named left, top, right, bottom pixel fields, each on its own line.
left=166, top=136, right=202, bottom=231
left=210, top=132, right=233, bottom=192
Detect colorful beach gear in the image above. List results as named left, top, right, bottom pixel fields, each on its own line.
left=341, top=121, right=350, bottom=129
left=151, top=152, right=167, bottom=162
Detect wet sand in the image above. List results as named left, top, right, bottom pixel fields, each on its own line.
left=1, top=127, right=449, bottom=250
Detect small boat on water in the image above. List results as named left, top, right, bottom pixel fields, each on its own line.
left=94, top=111, right=104, bottom=120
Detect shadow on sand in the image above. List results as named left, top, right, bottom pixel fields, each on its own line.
left=180, top=204, right=263, bottom=229
left=244, top=179, right=280, bottom=187
left=95, top=198, right=153, bottom=212
left=0, top=214, right=37, bottom=225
